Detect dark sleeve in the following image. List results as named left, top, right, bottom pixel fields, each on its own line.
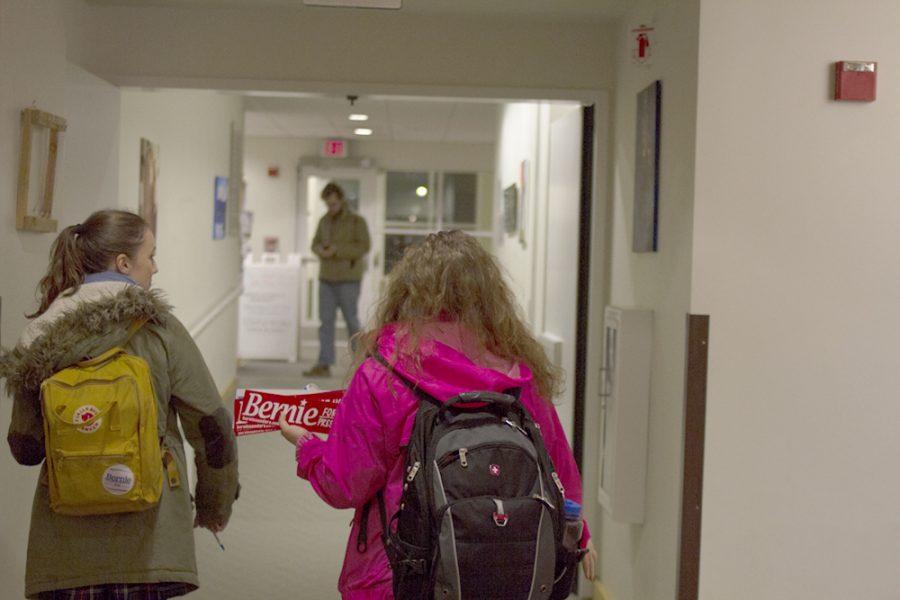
left=165, top=317, right=240, bottom=526
left=7, top=389, right=45, bottom=466
left=311, top=217, right=326, bottom=257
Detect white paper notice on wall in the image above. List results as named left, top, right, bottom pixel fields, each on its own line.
left=238, top=255, right=301, bottom=362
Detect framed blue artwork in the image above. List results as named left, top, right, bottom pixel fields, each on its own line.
left=633, top=80, right=661, bottom=253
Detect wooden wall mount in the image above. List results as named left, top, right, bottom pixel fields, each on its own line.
left=16, top=108, right=67, bottom=233
left=678, top=314, right=710, bottom=600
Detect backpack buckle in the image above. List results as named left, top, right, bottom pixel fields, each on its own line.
left=492, top=498, right=508, bottom=527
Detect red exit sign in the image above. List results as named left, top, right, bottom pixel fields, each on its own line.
left=322, top=139, right=348, bottom=158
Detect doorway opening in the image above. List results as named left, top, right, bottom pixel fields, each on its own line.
left=238, top=92, right=600, bottom=377
left=124, top=83, right=608, bottom=600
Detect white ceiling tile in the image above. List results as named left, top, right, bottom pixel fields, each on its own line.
left=243, top=95, right=501, bottom=143
left=244, top=111, right=289, bottom=136
left=443, top=103, right=501, bottom=143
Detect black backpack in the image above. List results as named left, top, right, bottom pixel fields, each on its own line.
left=359, top=352, right=584, bottom=600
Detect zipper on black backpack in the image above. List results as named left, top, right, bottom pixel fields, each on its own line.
left=502, top=417, right=529, bottom=436
left=551, top=471, right=565, bottom=495
left=406, top=461, right=421, bottom=482
left=436, top=441, right=538, bottom=469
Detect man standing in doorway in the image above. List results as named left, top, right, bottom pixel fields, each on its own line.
left=304, top=182, right=371, bottom=378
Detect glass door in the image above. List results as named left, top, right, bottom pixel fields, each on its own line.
left=298, top=167, right=383, bottom=337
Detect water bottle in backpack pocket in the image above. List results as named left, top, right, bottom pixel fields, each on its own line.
left=548, top=499, right=587, bottom=600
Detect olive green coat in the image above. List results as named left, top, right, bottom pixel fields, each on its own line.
left=0, top=281, right=239, bottom=598
left=311, top=208, right=371, bottom=281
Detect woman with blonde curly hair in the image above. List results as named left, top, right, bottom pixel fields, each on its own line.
left=280, top=230, right=595, bottom=599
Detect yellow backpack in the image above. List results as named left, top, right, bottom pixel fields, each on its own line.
left=40, top=322, right=163, bottom=516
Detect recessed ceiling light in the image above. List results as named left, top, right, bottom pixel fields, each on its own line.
left=416, top=186, right=429, bottom=198
left=354, top=128, right=373, bottom=136
left=349, top=114, right=369, bottom=121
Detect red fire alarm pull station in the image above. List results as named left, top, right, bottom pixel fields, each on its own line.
left=834, top=61, right=877, bottom=101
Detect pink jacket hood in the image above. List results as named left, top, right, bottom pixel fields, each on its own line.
left=377, top=322, right=529, bottom=400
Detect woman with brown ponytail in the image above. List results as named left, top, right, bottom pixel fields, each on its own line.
left=0, top=210, right=240, bottom=599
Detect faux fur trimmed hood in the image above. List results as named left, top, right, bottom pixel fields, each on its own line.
left=0, top=283, right=171, bottom=406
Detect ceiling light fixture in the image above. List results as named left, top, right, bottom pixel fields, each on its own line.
left=304, top=0, right=401, bottom=9
left=349, top=114, right=369, bottom=121
left=354, top=128, right=373, bottom=136
left=416, top=186, right=429, bottom=198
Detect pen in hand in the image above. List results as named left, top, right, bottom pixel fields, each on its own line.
left=212, top=531, right=225, bottom=551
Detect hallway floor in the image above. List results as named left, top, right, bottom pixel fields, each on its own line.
left=193, top=349, right=356, bottom=599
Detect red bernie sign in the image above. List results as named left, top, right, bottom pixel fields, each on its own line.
left=234, top=389, right=344, bottom=436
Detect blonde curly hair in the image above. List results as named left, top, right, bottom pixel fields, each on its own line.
left=355, top=230, right=564, bottom=401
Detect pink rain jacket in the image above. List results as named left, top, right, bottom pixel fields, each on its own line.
left=296, top=323, right=589, bottom=599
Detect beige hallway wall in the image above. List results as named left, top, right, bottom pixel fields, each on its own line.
left=1, top=3, right=248, bottom=596
left=0, top=2, right=122, bottom=591
left=69, top=4, right=615, bottom=98
left=599, top=1, right=701, bottom=599
left=693, top=1, right=900, bottom=598
left=118, top=88, right=244, bottom=390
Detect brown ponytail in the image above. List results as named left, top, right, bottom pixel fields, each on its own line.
left=28, top=210, right=148, bottom=318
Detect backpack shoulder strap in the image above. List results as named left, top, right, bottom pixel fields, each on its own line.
left=357, top=351, right=440, bottom=555
left=357, top=489, right=388, bottom=553
left=124, top=318, right=146, bottom=339
left=370, top=350, right=441, bottom=408
left=77, top=320, right=146, bottom=367
left=503, top=386, right=522, bottom=400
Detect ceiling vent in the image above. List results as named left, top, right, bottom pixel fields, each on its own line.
left=303, top=0, right=401, bottom=8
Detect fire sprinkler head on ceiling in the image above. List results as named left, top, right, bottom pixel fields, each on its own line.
left=347, top=95, right=358, bottom=107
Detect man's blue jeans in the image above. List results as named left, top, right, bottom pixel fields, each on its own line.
left=317, top=279, right=361, bottom=366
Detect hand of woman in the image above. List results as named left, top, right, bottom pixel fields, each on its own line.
left=582, top=538, right=598, bottom=581
left=194, top=513, right=228, bottom=532
left=279, top=412, right=309, bottom=446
